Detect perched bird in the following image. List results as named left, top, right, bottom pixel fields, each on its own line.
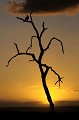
left=25, top=15, right=29, bottom=21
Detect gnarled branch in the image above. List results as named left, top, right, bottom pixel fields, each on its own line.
left=44, top=37, right=64, bottom=54
left=49, top=66, right=64, bottom=88
left=41, top=64, right=63, bottom=88
left=6, top=42, right=38, bottom=67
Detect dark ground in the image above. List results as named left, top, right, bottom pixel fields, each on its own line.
left=0, top=106, right=79, bottom=119
left=0, top=106, right=79, bottom=112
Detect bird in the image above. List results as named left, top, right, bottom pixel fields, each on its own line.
left=25, top=15, right=29, bottom=21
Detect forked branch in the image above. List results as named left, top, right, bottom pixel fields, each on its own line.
left=50, top=67, right=64, bottom=88
left=40, top=22, right=48, bottom=38
left=6, top=42, right=38, bottom=67
left=41, top=64, right=63, bottom=88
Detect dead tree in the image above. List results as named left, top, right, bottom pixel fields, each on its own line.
left=6, top=11, right=64, bottom=112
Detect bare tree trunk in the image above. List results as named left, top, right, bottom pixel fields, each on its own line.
left=42, top=75, right=55, bottom=112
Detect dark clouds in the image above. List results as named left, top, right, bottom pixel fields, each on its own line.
left=6, top=0, right=79, bottom=15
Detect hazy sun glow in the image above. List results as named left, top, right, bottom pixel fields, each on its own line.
left=19, top=85, right=76, bottom=105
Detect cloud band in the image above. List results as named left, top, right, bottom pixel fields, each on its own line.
left=6, top=0, right=79, bottom=15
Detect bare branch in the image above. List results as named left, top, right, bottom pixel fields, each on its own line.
left=14, top=42, right=19, bottom=54
left=26, top=36, right=37, bottom=53
left=40, top=22, right=48, bottom=38
left=26, top=49, right=38, bottom=63
left=30, top=36, right=37, bottom=47
left=6, top=40, right=38, bottom=67
left=30, top=11, right=34, bottom=22
left=6, top=53, right=27, bottom=67
left=42, top=22, right=48, bottom=31
left=49, top=66, right=60, bottom=76
left=43, top=22, right=45, bottom=29
left=44, top=37, right=64, bottom=54
left=42, top=63, right=48, bottom=68
left=26, top=47, right=31, bottom=53
left=16, top=17, right=31, bottom=23
left=17, top=12, right=43, bottom=51
left=49, top=66, right=64, bottom=88
left=41, top=64, right=58, bottom=75
left=42, top=64, right=59, bottom=76
left=55, top=77, right=64, bottom=88
left=6, top=51, right=38, bottom=67
left=17, top=12, right=34, bottom=23
left=16, top=17, right=25, bottom=22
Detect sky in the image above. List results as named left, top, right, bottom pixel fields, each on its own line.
left=0, top=0, right=79, bottom=106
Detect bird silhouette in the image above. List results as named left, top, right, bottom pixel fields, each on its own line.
left=25, top=15, right=29, bottom=21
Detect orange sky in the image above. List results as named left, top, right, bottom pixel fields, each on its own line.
left=0, top=0, right=79, bottom=105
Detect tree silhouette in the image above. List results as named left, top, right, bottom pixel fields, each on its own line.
left=6, top=11, right=64, bottom=112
